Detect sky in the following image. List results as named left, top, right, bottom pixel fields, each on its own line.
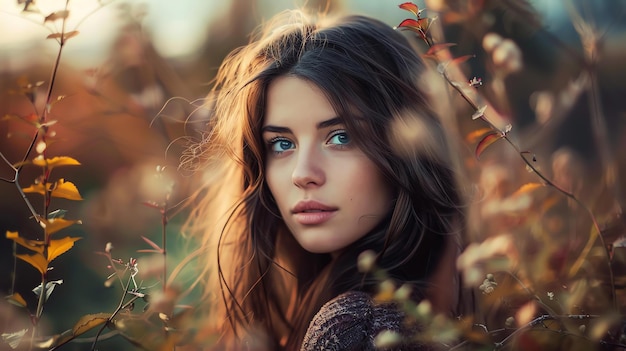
left=0, top=0, right=576, bottom=71
left=0, top=0, right=226, bottom=69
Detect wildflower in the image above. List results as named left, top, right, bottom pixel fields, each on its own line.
left=469, top=76, right=483, bottom=88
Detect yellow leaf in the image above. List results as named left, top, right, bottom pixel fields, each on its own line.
left=72, top=313, right=110, bottom=336
left=22, top=183, right=45, bottom=196
left=31, top=156, right=81, bottom=169
left=23, top=179, right=83, bottom=200
left=48, top=237, right=81, bottom=262
left=42, top=218, right=81, bottom=236
left=465, top=127, right=493, bottom=143
left=6, top=293, right=28, bottom=308
left=510, top=182, right=543, bottom=197
left=16, top=253, right=48, bottom=274
left=6, top=231, right=45, bottom=254
left=51, top=179, right=83, bottom=200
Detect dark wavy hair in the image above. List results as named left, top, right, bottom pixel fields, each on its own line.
left=184, top=9, right=464, bottom=349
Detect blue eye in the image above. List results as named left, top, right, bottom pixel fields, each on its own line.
left=268, top=138, right=295, bottom=154
left=327, top=131, right=351, bottom=146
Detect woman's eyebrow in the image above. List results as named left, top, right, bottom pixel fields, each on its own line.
left=317, top=117, right=342, bottom=129
left=261, top=125, right=291, bottom=134
left=262, top=117, right=342, bottom=134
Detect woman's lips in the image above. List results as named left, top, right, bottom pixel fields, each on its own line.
left=291, top=200, right=338, bottom=225
left=293, top=210, right=337, bottom=225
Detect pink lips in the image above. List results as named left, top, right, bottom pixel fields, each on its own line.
left=291, top=200, right=338, bottom=225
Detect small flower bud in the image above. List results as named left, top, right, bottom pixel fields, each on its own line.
left=416, top=300, right=432, bottom=317
left=374, top=330, right=402, bottom=348
left=357, top=250, right=376, bottom=273
left=393, top=284, right=412, bottom=302
left=36, top=141, right=46, bottom=154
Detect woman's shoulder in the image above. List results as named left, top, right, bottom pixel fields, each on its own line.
left=300, top=290, right=424, bottom=351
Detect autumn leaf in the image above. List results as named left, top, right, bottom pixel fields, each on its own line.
left=44, top=10, right=69, bottom=22
left=46, top=31, right=79, bottom=41
left=465, top=127, right=493, bottom=143
left=5, top=293, right=27, bottom=308
left=137, top=235, right=164, bottom=254
left=41, top=218, right=82, bottom=236
left=475, top=132, right=502, bottom=159
left=51, top=179, right=83, bottom=200
left=23, top=178, right=83, bottom=200
left=398, top=2, right=421, bottom=18
left=32, top=155, right=81, bottom=169
left=510, top=183, right=543, bottom=198
left=426, top=43, right=457, bottom=56
left=16, top=253, right=48, bottom=274
left=396, top=18, right=422, bottom=32
left=6, top=231, right=45, bottom=254
left=72, top=313, right=110, bottom=336
left=450, top=54, right=475, bottom=66
left=48, top=237, right=81, bottom=262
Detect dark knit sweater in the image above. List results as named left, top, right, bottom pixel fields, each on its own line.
left=301, top=291, right=425, bottom=350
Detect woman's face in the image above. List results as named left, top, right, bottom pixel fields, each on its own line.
left=263, top=76, right=393, bottom=255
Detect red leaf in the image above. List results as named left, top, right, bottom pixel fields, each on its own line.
left=396, top=18, right=422, bottom=33
left=475, top=132, right=502, bottom=159
left=399, top=2, right=420, bottom=17
left=140, top=236, right=163, bottom=253
left=142, top=201, right=162, bottom=210
left=426, top=43, right=457, bottom=56
left=465, top=127, right=493, bottom=143
left=137, top=249, right=163, bottom=254
left=450, top=54, right=475, bottom=66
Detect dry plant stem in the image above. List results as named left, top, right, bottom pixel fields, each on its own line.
left=162, top=205, right=168, bottom=292
left=91, top=276, right=138, bottom=350
left=30, top=4, right=71, bottom=348
left=565, top=0, right=624, bottom=214
left=503, top=271, right=560, bottom=319
left=494, top=314, right=600, bottom=349
left=437, top=62, right=616, bottom=308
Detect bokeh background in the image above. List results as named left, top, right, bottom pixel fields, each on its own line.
left=1, top=0, right=625, bottom=349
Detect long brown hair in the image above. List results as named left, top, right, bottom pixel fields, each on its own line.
left=183, top=9, right=465, bottom=349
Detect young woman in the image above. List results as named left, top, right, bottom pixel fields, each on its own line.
left=183, top=9, right=465, bottom=350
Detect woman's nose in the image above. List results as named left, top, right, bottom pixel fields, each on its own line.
left=291, top=146, right=326, bottom=188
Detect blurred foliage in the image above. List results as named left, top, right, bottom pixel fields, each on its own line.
left=1, top=0, right=626, bottom=350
